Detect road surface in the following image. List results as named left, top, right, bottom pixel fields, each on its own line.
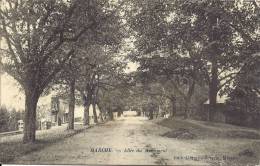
left=13, top=115, right=210, bottom=165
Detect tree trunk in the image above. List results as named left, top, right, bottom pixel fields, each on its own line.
left=149, top=110, right=153, bottom=120
left=68, top=79, right=75, bottom=130
left=108, top=109, right=114, bottom=120
left=184, top=80, right=195, bottom=119
left=117, top=111, right=122, bottom=117
left=209, top=62, right=218, bottom=106
left=82, top=85, right=94, bottom=126
left=183, top=100, right=189, bottom=119
left=82, top=93, right=91, bottom=126
left=97, top=104, right=104, bottom=122
left=93, top=75, right=100, bottom=123
left=170, top=97, right=176, bottom=118
left=23, top=90, right=39, bottom=143
left=92, top=103, right=98, bottom=123
left=83, top=104, right=90, bottom=126
left=100, top=112, right=104, bottom=122
left=99, top=109, right=104, bottom=122
left=92, top=90, right=98, bottom=123
left=208, top=60, right=218, bottom=121
left=207, top=12, right=220, bottom=121
left=147, top=101, right=154, bottom=120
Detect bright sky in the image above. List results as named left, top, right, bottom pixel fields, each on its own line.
left=0, top=34, right=138, bottom=110
left=125, top=62, right=138, bottom=73
left=0, top=73, right=103, bottom=119
left=1, top=73, right=25, bottom=110
left=0, top=73, right=55, bottom=110
left=0, top=63, right=138, bottom=111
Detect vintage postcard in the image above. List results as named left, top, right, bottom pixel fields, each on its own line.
left=0, top=0, right=259, bottom=165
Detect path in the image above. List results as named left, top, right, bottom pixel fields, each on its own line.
left=12, top=115, right=209, bottom=165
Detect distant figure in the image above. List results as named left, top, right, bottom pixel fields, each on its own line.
left=161, top=112, right=166, bottom=118
left=147, top=102, right=154, bottom=120
left=58, top=117, right=62, bottom=126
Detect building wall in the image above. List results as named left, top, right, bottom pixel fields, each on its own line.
left=48, top=97, right=101, bottom=125
left=198, top=104, right=260, bottom=129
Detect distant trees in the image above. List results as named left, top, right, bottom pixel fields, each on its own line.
left=74, top=44, right=127, bottom=125
left=0, top=106, right=9, bottom=132
left=51, top=0, right=126, bottom=127
left=98, top=85, right=131, bottom=120
left=0, top=106, right=24, bottom=132
left=131, top=72, right=207, bottom=119
left=9, top=108, right=24, bottom=131
left=51, top=50, right=81, bottom=130
left=227, top=55, right=260, bottom=113
left=36, top=104, right=51, bottom=125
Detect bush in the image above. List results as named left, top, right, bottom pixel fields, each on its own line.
left=0, top=106, right=9, bottom=132
left=0, top=106, right=24, bottom=133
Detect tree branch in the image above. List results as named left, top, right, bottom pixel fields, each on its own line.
left=219, top=72, right=238, bottom=82
left=1, top=20, right=20, bottom=66
left=40, top=49, right=75, bottom=89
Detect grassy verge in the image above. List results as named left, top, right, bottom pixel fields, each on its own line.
left=157, top=118, right=260, bottom=166
left=157, top=118, right=260, bottom=139
left=0, top=125, right=90, bottom=163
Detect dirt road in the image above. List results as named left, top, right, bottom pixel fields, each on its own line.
left=12, top=116, right=208, bottom=165
left=12, top=115, right=260, bottom=165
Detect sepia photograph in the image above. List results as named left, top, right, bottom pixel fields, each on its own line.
left=0, top=0, right=259, bottom=165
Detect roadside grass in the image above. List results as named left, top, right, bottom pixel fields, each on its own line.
left=157, top=118, right=260, bottom=166
left=158, top=118, right=260, bottom=139
left=0, top=125, right=90, bottom=163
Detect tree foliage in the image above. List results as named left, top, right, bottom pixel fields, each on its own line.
left=127, top=0, right=260, bottom=118
left=0, top=0, right=127, bottom=142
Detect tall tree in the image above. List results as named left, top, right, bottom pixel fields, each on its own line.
left=127, top=0, right=259, bottom=120
left=52, top=51, right=83, bottom=130
left=0, top=0, right=120, bottom=142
